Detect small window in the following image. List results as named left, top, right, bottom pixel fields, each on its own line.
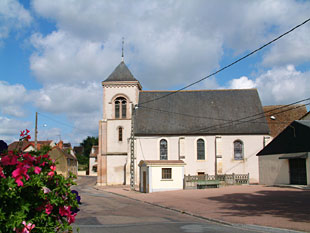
left=197, top=172, right=205, bottom=176
left=118, top=127, right=123, bottom=142
left=160, top=139, right=168, bottom=160
left=197, top=139, right=205, bottom=160
left=234, top=140, right=244, bottom=160
left=162, top=168, right=172, bottom=179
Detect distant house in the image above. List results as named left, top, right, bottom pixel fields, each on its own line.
left=8, top=140, right=78, bottom=178
left=8, top=140, right=56, bottom=152
left=73, top=146, right=84, bottom=156
left=89, top=145, right=98, bottom=176
left=49, top=141, right=78, bottom=178
left=257, top=120, right=310, bottom=186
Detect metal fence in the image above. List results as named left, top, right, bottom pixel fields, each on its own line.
left=184, top=173, right=249, bottom=189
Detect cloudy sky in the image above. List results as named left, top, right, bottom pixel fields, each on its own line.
left=1, top=0, right=310, bottom=144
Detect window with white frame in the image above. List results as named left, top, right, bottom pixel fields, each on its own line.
left=160, top=139, right=168, bottom=160
left=234, top=140, right=244, bottom=160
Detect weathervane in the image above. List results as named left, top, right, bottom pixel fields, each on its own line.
left=121, top=37, right=124, bottom=62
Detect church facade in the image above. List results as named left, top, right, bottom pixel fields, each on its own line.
left=97, top=61, right=270, bottom=186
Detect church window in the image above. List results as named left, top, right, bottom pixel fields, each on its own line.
left=115, top=97, right=127, bottom=119
left=122, top=100, right=127, bottom=118
left=118, top=127, right=123, bottom=142
left=234, top=140, right=244, bottom=160
left=197, top=139, right=205, bottom=160
left=160, top=139, right=168, bottom=160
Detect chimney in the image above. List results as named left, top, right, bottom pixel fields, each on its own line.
left=57, top=140, right=63, bottom=149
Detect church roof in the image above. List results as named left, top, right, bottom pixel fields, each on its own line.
left=104, top=61, right=138, bottom=82
left=134, top=89, right=270, bottom=136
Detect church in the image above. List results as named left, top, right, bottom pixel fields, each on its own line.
left=96, top=60, right=270, bottom=187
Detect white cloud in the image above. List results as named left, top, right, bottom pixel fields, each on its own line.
left=0, top=116, right=31, bottom=143
left=262, top=26, right=310, bottom=66
left=0, top=0, right=32, bottom=44
left=29, top=0, right=310, bottom=90
left=0, top=81, right=28, bottom=117
left=229, top=65, right=310, bottom=105
left=229, top=76, right=256, bottom=89
left=31, top=82, right=101, bottom=114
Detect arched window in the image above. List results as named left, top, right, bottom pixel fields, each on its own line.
left=197, top=139, right=205, bottom=160
left=115, top=97, right=127, bottom=119
left=234, top=140, right=244, bottom=160
left=160, top=139, right=168, bottom=160
left=118, top=127, right=123, bottom=142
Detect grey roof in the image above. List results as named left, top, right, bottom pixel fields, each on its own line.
left=104, top=61, right=138, bottom=82
left=134, top=89, right=270, bottom=136
left=257, top=120, right=310, bottom=156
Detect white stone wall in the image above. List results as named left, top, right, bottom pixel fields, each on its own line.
left=136, top=135, right=267, bottom=183
left=107, top=155, right=128, bottom=185
left=149, top=166, right=184, bottom=192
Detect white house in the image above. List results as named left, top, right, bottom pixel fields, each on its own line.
left=89, top=145, right=98, bottom=176
left=97, top=61, right=270, bottom=187
left=138, top=160, right=186, bottom=193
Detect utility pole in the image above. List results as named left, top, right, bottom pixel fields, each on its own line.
left=35, top=112, right=38, bottom=151
left=130, top=104, right=137, bottom=190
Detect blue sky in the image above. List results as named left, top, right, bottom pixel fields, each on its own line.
left=1, top=0, right=310, bottom=144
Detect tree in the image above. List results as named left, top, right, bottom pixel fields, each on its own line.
left=80, top=136, right=98, bottom=158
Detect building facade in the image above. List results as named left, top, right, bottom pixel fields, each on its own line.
left=97, top=61, right=270, bottom=186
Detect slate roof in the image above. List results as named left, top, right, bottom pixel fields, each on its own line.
left=134, top=89, right=269, bottom=136
left=263, top=105, right=307, bottom=137
left=104, top=61, right=138, bottom=82
left=257, top=120, right=310, bottom=156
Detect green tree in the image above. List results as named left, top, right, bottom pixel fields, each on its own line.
left=80, top=136, right=98, bottom=158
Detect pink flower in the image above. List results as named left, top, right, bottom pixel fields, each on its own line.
left=68, top=213, right=77, bottom=224
left=20, top=130, right=25, bottom=137
left=21, top=221, right=35, bottom=233
left=1, top=152, right=18, bottom=166
left=34, top=166, right=41, bottom=174
left=42, top=186, right=51, bottom=194
left=45, top=203, right=53, bottom=215
left=59, top=206, right=70, bottom=216
left=0, top=166, right=5, bottom=178
left=50, top=165, right=56, bottom=171
left=48, top=165, right=56, bottom=177
left=12, top=167, right=29, bottom=187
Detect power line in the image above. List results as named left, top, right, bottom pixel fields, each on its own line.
left=138, top=18, right=310, bottom=106
left=37, top=112, right=91, bottom=135
left=139, top=97, right=310, bottom=125
left=191, top=102, right=310, bottom=134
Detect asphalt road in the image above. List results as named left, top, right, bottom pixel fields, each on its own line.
left=72, top=176, right=300, bottom=233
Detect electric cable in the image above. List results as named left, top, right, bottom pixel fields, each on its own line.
left=138, top=18, right=310, bottom=106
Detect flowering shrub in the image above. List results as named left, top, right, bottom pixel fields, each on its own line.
left=0, top=130, right=79, bottom=232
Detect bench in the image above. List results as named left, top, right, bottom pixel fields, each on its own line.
left=197, top=180, right=220, bottom=189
